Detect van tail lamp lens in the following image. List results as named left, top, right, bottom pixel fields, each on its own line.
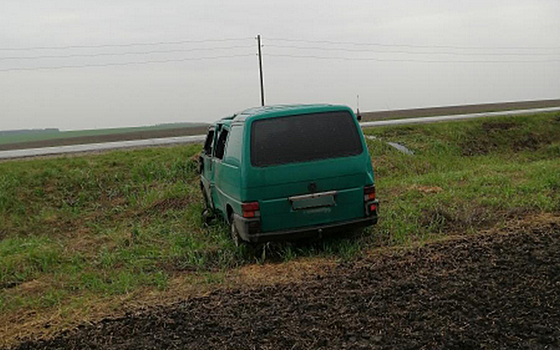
left=242, top=202, right=260, bottom=218
left=364, top=186, right=376, bottom=201
left=369, top=203, right=377, bottom=213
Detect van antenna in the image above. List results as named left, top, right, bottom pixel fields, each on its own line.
left=356, top=94, right=362, bottom=121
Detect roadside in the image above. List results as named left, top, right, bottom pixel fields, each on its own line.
left=1, top=113, right=559, bottom=347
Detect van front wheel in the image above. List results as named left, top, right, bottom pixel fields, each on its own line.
left=229, top=216, right=243, bottom=248
left=202, top=208, right=214, bottom=226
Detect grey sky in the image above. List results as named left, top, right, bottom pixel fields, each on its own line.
left=1, top=0, right=559, bottom=130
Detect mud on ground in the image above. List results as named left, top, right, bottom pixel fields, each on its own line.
left=10, top=221, right=560, bottom=350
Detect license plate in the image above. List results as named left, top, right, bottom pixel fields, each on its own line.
left=290, top=191, right=337, bottom=210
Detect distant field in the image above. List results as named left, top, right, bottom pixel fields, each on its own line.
left=1, top=112, right=559, bottom=346
left=0, top=123, right=208, bottom=151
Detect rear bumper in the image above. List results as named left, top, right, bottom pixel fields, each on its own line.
left=233, top=208, right=378, bottom=243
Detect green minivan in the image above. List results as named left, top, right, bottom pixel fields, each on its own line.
left=199, top=104, right=378, bottom=246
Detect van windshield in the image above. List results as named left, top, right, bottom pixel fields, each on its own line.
left=251, top=111, right=363, bottom=167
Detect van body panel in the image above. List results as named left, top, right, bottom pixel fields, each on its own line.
left=243, top=159, right=372, bottom=232
left=243, top=155, right=371, bottom=194
left=213, top=161, right=241, bottom=215
left=212, top=124, right=244, bottom=219
left=258, top=186, right=364, bottom=232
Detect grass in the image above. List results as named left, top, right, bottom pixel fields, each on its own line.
left=0, top=146, right=236, bottom=304
left=0, top=122, right=207, bottom=146
left=0, top=112, right=559, bottom=341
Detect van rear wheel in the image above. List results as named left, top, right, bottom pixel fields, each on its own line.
left=229, top=215, right=243, bottom=248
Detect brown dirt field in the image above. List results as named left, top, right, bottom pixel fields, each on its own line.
left=0, top=126, right=209, bottom=151
left=361, top=98, right=560, bottom=122
left=0, top=257, right=336, bottom=349
left=8, top=222, right=559, bottom=350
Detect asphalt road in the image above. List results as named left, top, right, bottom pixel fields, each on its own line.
left=0, top=135, right=206, bottom=160
left=1, top=106, right=559, bottom=160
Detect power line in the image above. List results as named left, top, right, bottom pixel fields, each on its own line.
left=265, top=53, right=560, bottom=64
left=2, top=35, right=560, bottom=73
left=0, top=54, right=254, bottom=72
left=265, top=44, right=560, bottom=57
left=4, top=36, right=559, bottom=52
left=0, top=37, right=255, bottom=51
left=0, top=45, right=254, bottom=61
left=3, top=35, right=559, bottom=56
left=2, top=52, right=557, bottom=74
left=266, top=37, right=560, bottom=51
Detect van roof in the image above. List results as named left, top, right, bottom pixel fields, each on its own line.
left=218, top=104, right=353, bottom=124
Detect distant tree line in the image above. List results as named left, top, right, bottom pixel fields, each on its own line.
left=0, top=128, right=59, bottom=136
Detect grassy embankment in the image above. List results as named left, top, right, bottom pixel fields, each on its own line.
left=0, top=113, right=559, bottom=343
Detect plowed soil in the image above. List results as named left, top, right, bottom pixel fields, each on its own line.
left=11, top=227, right=560, bottom=350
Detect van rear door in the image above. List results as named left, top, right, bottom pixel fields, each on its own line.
left=247, top=111, right=372, bottom=232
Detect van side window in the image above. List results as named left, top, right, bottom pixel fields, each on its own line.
left=203, top=129, right=215, bottom=155
left=223, top=125, right=242, bottom=166
left=214, top=129, right=229, bottom=160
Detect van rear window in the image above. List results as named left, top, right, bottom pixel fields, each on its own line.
left=251, top=111, right=363, bottom=167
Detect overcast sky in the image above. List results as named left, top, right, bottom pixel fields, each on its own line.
left=1, top=0, right=559, bottom=131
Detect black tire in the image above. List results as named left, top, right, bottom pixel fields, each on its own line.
left=200, top=182, right=210, bottom=209
left=229, top=215, right=243, bottom=248
left=202, top=190, right=211, bottom=210
left=200, top=183, right=215, bottom=226
left=202, top=208, right=214, bottom=226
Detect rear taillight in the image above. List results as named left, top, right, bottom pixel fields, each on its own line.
left=242, top=201, right=260, bottom=218
left=364, top=185, right=376, bottom=202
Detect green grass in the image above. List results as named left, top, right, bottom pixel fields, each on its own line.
left=0, top=113, right=559, bottom=316
left=0, top=122, right=207, bottom=145
left=364, top=114, right=560, bottom=243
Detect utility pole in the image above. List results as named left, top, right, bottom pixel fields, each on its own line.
left=257, top=34, right=265, bottom=106
left=356, top=94, right=362, bottom=121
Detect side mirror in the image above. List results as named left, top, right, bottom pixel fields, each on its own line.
left=198, top=155, right=204, bottom=174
